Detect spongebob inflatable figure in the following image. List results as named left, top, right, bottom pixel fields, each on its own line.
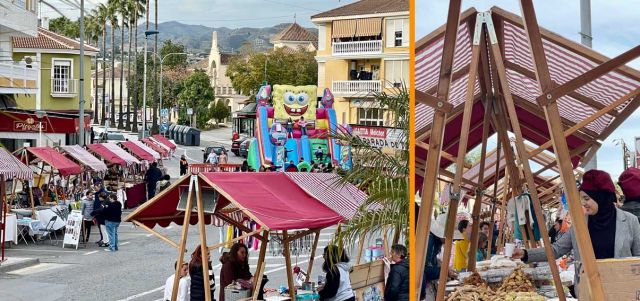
left=271, top=85, right=317, bottom=121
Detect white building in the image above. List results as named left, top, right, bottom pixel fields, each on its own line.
left=206, top=32, right=246, bottom=124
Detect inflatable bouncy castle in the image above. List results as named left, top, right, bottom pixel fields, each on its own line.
left=246, top=84, right=352, bottom=171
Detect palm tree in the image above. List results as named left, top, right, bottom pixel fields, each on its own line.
left=84, top=15, right=101, bottom=122
left=331, top=85, right=409, bottom=253
left=117, top=0, right=127, bottom=129
left=152, top=0, right=159, bottom=134
left=107, top=0, right=119, bottom=126
left=131, top=0, right=146, bottom=133
left=95, top=4, right=109, bottom=125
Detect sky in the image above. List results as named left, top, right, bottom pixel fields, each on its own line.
left=40, top=0, right=356, bottom=28
left=416, top=0, right=640, bottom=180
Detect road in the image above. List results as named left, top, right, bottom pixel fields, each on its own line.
left=0, top=127, right=371, bottom=301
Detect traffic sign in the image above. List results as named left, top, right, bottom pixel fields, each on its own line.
left=187, top=108, right=193, bottom=115
left=160, top=123, right=169, bottom=133
left=161, top=108, right=169, bottom=117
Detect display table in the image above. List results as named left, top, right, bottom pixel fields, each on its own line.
left=1, top=214, right=17, bottom=244
left=125, top=183, right=146, bottom=208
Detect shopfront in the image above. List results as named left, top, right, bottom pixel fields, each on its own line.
left=0, top=110, right=91, bottom=151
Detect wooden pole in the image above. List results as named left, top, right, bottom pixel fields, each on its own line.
left=486, top=9, right=567, bottom=299
left=252, top=230, right=269, bottom=300
left=171, top=175, right=196, bottom=301
left=1, top=175, right=6, bottom=261
left=132, top=220, right=178, bottom=249
left=414, top=1, right=462, bottom=299
left=283, top=230, right=296, bottom=300
left=195, top=177, right=212, bottom=301
left=496, top=172, right=511, bottom=252
left=435, top=12, right=482, bottom=301
left=487, top=143, right=503, bottom=257
left=305, top=230, right=321, bottom=282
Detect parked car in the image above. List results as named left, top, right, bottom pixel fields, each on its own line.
left=231, top=137, right=247, bottom=156
left=239, top=139, right=251, bottom=158
left=202, top=145, right=227, bottom=162
left=97, top=131, right=126, bottom=143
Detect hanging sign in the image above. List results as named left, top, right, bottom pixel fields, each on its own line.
left=351, top=125, right=405, bottom=150
left=62, top=210, right=83, bottom=249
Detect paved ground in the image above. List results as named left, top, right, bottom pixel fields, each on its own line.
left=0, top=127, right=370, bottom=301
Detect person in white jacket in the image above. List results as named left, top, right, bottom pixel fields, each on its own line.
left=318, top=245, right=355, bottom=301
left=164, top=262, right=190, bottom=301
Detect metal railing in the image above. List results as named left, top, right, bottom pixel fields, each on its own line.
left=0, top=61, right=37, bottom=88
left=332, top=40, right=383, bottom=55
left=51, top=78, right=79, bottom=96
left=332, top=80, right=382, bottom=95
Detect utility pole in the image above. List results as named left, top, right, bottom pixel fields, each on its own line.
left=580, top=0, right=598, bottom=171
left=78, top=0, right=85, bottom=145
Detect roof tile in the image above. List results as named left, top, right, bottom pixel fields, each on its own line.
left=312, top=0, right=408, bottom=20
left=12, top=27, right=99, bottom=52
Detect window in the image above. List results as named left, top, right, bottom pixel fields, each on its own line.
left=384, top=60, right=409, bottom=88
left=358, top=108, right=385, bottom=126
left=385, top=18, right=409, bottom=48
left=318, top=25, right=326, bottom=51
left=52, top=59, right=72, bottom=93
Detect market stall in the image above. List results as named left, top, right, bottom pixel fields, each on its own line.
left=86, top=143, right=143, bottom=207
left=59, top=145, right=108, bottom=192
left=119, top=140, right=158, bottom=163
left=0, top=147, right=33, bottom=261
left=141, top=138, right=169, bottom=159
left=152, top=134, right=177, bottom=152
left=125, top=172, right=367, bottom=301
left=414, top=2, right=640, bottom=300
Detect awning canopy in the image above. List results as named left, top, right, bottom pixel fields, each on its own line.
left=332, top=19, right=357, bottom=38
left=414, top=7, right=640, bottom=189
left=87, top=143, right=140, bottom=166
left=0, top=110, right=90, bottom=134
left=152, top=134, right=176, bottom=150
left=355, top=18, right=382, bottom=37
left=60, top=145, right=108, bottom=172
left=126, top=173, right=354, bottom=231
left=0, top=147, right=32, bottom=180
left=142, top=138, right=169, bottom=158
left=24, top=147, right=82, bottom=176
left=120, top=141, right=156, bottom=162
left=132, top=140, right=161, bottom=160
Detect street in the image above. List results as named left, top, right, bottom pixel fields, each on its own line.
left=0, top=127, right=365, bottom=301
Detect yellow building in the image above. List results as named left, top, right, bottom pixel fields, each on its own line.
left=311, top=0, right=409, bottom=126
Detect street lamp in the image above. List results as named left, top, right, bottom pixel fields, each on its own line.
left=159, top=52, right=187, bottom=134
left=35, top=110, right=46, bottom=147
left=142, top=30, right=159, bottom=138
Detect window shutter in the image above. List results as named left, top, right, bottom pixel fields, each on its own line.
left=384, top=60, right=393, bottom=88
left=385, top=19, right=395, bottom=47
left=318, top=25, right=326, bottom=51
left=402, top=19, right=409, bottom=46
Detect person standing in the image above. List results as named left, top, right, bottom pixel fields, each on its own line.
left=180, top=155, right=189, bottom=176
left=318, top=245, right=354, bottom=301
left=297, top=158, right=311, bottom=172
left=384, top=244, right=409, bottom=301
left=164, top=262, right=190, bottom=301
left=619, top=167, right=640, bottom=221
left=219, top=243, right=253, bottom=301
left=102, top=194, right=122, bottom=252
left=145, top=162, right=163, bottom=200
left=548, top=219, right=563, bottom=244
left=156, top=174, right=171, bottom=193
left=80, top=191, right=94, bottom=243
left=92, top=192, right=109, bottom=247
left=298, top=117, right=308, bottom=136
left=190, top=245, right=215, bottom=301
left=219, top=151, right=228, bottom=164
left=453, top=220, right=472, bottom=271
left=286, top=118, right=294, bottom=139
left=207, top=150, right=219, bottom=165
left=315, top=147, right=324, bottom=163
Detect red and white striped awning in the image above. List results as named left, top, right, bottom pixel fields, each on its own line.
left=131, top=140, right=161, bottom=160
left=285, top=173, right=367, bottom=220
left=0, top=148, right=32, bottom=180
left=102, top=142, right=141, bottom=166
left=60, top=145, right=108, bottom=172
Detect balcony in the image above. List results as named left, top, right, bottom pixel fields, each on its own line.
left=332, top=80, right=382, bottom=97
left=51, top=78, right=79, bottom=97
left=332, top=40, right=382, bottom=56
left=0, top=0, right=38, bottom=36
left=0, top=61, right=37, bottom=92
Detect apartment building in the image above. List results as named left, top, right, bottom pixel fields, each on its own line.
left=311, top=0, right=409, bottom=126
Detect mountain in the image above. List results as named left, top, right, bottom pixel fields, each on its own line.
left=107, top=21, right=318, bottom=54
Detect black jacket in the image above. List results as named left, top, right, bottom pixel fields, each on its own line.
left=385, top=259, right=409, bottom=301
left=102, top=201, right=122, bottom=223
left=145, top=167, right=163, bottom=187
left=190, top=262, right=215, bottom=301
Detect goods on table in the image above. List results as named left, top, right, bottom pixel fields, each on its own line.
left=445, top=285, right=504, bottom=301
left=504, top=292, right=545, bottom=301
left=497, top=267, right=536, bottom=293
left=462, top=272, right=487, bottom=287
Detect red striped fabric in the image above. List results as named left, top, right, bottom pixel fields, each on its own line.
left=152, top=134, right=177, bottom=150
left=26, top=147, right=82, bottom=176
left=132, top=140, right=161, bottom=160
left=285, top=173, right=367, bottom=220
left=60, top=145, right=108, bottom=172
left=0, top=148, right=32, bottom=180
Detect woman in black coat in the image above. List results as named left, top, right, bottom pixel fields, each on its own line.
left=189, top=245, right=215, bottom=301
left=384, top=244, right=409, bottom=301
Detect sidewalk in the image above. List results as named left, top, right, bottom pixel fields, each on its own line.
left=0, top=257, right=40, bottom=273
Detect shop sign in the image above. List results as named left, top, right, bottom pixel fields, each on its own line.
left=351, top=125, right=405, bottom=150
left=14, top=118, right=47, bottom=132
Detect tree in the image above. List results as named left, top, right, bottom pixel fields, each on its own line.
left=49, top=16, right=79, bottom=38
left=178, top=70, right=214, bottom=128
left=331, top=85, right=409, bottom=249
left=226, top=47, right=317, bottom=97
left=107, top=0, right=119, bottom=125
left=95, top=3, right=109, bottom=125
left=84, top=14, right=101, bottom=122
left=117, top=0, right=127, bottom=129
left=210, top=100, right=230, bottom=125
left=159, top=40, right=188, bottom=69
left=129, top=0, right=146, bottom=132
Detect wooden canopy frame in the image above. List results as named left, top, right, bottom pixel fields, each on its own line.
left=414, top=2, right=640, bottom=300
left=125, top=173, right=357, bottom=301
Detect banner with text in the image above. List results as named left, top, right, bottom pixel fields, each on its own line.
left=351, top=125, right=406, bottom=150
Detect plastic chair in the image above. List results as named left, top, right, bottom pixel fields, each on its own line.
left=38, top=215, right=58, bottom=245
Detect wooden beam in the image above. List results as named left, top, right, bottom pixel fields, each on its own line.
left=416, top=141, right=470, bottom=168
left=532, top=142, right=592, bottom=177
left=436, top=12, right=484, bottom=301
left=519, top=1, right=602, bottom=299
left=415, top=1, right=462, bottom=299
left=132, top=220, right=178, bottom=249
left=208, top=229, right=263, bottom=251
left=216, top=213, right=264, bottom=241
left=529, top=87, right=640, bottom=158
left=538, top=45, right=640, bottom=105
left=416, top=89, right=453, bottom=113
left=171, top=175, right=196, bottom=301
left=194, top=179, right=213, bottom=301
left=415, top=158, right=481, bottom=188
left=306, top=230, right=321, bottom=281
left=283, top=230, right=296, bottom=300
left=252, top=231, right=269, bottom=300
